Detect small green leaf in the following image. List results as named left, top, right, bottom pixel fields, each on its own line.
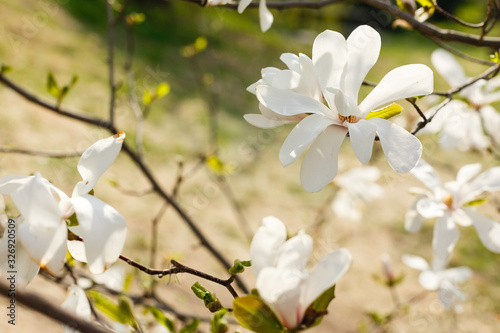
left=490, top=52, right=500, bottom=64
left=123, top=272, right=134, bottom=293
left=46, top=72, right=60, bottom=98
left=118, top=295, right=139, bottom=330
left=87, top=290, right=128, bottom=323
left=191, top=282, right=222, bottom=312
left=143, top=90, right=153, bottom=105
left=365, top=103, right=403, bottom=120
left=233, top=295, right=284, bottom=333
left=180, top=319, right=200, bottom=333
left=156, top=82, right=170, bottom=98
left=229, top=259, right=251, bottom=275
left=211, top=309, right=229, bottom=333
left=0, top=64, right=12, bottom=74
left=148, top=306, right=175, bottom=332
left=463, top=197, right=489, bottom=206
left=300, top=285, right=335, bottom=328
left=126, top=12, right=146, bottom=25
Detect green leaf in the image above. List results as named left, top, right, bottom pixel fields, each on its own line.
left=211, top=309, right=228, bottom=333
left=46, top=72, right=60, bottom=98
left=143, top=90, right=153, bottom=105
left=180, top=319, right=200, bottom=333
left=229, top=259, right=251, bottom=275
left=148, top=306, right=175, bottom=332
left=118, top=295, right=139, bottom=330
left=490, top=52, right=500, bottom=64
left=365, top=103, right=403, bottom=120
left=191, top=282, right=222, bottom=312
left=194, top=37, right=208, bottom=52
left=156, top=82, right=170, bottom=98
left=67, top=213, right=79, bottom=227
left=0, top=64, right=12, bottom=74
left=300, top=285, right=335, bottom=328
left=233, top=295, right=284, bottom=333
left=87, top=290, right=128, bottom=324
left=463, top=197, right=489, bottom=207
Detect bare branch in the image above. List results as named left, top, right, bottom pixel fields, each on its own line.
left=106, top=0, right=117, bottom=124
left=0, top=147, right=82, bottom=158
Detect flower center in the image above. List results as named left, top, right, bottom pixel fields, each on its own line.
left=338, top=115, right=357, bottom=123
left=442, top=194, right=453, bottom=208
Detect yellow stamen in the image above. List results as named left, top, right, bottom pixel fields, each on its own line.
left=338, top=115, right=356, bottom=123
left=443, top=194, right=453, bottom=208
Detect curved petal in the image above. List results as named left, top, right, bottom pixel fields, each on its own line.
left=276, top=231, right=312, bottom=271
left=73, top=132, right=125, bottom=197
left=402, top=254, right=429, bottom=271
left=0, top=174, right=32, bottom=195
left=62, top=285, right=91, bottom=332
left=463, top=166, right=500, bottom=199
left=341, top=25, right=381, bottom=102
left=250, top=216, right=287, bottom=277
left=256, top=86, right=334, bottom=117
left=332, top=191, right=362, bottom=221
left=456, top=163, right=482, bottom=186
left=466, top=208, right=500, bottom=253
left=279, top=114, right=335, bottom=167
left=280, top=53, right=300, bottom=72
left=72, top=195, right=127, bottom=274
left=431, top=49, right=468, bottom=88
left=416, top=197, right=446, bottom=218
left=480, top=105, right=500, bottom=145
left=347, top=120, right=377, bottom=164
left=237, top=0, right=252, bottom=13
left=302, top=248, right=352, bottom=310
left=0, top=218, right=40, bottom=288
left=298, top=54, right=322, bottom=101
left=410, top=159, right=442, bottom=191
left=439, top=267, right=473, bottom=284
left=369, top=118, right=422, bottom=173
left=67, top=240, right=88, bottom=263
left=312, top=30, right=347, bottom=93
left=433, top=213, right=460, bottom=266
left=256, top=267, right=306, bottom=329
left=418, top=270, right=440, bottom=290
left=244, top=114, right=293, bottom=129
left=359, top=64, right=434, bottom=116
left=259, top=0, right=273, bottom=32
left=300, top=125, right=348, bottom=193
left=405, top=197, right=426, bottom=232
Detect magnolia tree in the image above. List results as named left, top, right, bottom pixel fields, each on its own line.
left=0, top=0, right=499, bottom=332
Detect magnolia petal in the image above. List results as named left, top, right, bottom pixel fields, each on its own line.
left=405, top=197, right=425, bottom=233
left=256, top=267, right=306, bottom=329
left=67, top=240, right=88, bottom=263
left=0, top=174, right=32, bottom=195
left=452, top=208, right=473, bottom=227
left=464, top=166, right=500, bottom=199
left=418, top=270, right=440, bottom=290
left=332, top=191, right=362, bottom=221
left=62, top=285, right=91, bottom=333
left=456, top=163, right=482, bottom=186
left=259, top=0, right=273, bottom=32
left=401, top=254, right=429, bottom=271
left=92, top=264, right=125, bottom=292
left=431, top=49, right=468, bottom=88
left=433, top=213, right=460, bottom=266
left=300, top=125, right=348, bottom=193
left=276, top=231, right=312, bottom=271
left=244, top=114, right=292, bottom=129
left=279, top=114, right=335, bottom=167
left=256, top=86, right=333, bottom=117
left=72, top=195, right=127, bottom=274
left=280, top=53, right=300, bottom=72
left=237, top=0, right=252, bottom=13
left=312, top=30, right=347, bottom=94
left=438, top=280, right=467, bottom=310
left=416, top=197, right=446, bottom=218
left=342, top=25, right=381, bottom=102
left=466, top=208, right=500, bottom=253
left=480, top=105, right=500, bottom=145
left=298, top=54, right=323, bottom=101
left=0, top=219, right=40, bottom=288
left=250, top=216, right=287, bottom=277
left=410, top=159, right=442, bottom=191
left=347, top=120, right=376, bottom=165
left=369, top=118, right=422, bottom=173
left=73, top=132, right=125, bottom=197
left=18, top=220, right=67, bottom=275
left=302, top=248, right=352, bottom=310
left=330, top=88, right=362, bottom=117
left=11, top=173, right=63, bottom=229
left=439, top=267, right=473, bottom=284
left=359, top=64, right=434, bottom=116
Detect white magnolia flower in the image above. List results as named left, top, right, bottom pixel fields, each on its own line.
left=402, top=254, right=472, bottom=310
left=406, top=159, right=500, bottom=264
left=331, top=166, right=384, bottom=221
left=250, top=216, right=352, bottom=329
left=77, top=263, right=125, bottom=292
left=0, top=132, right=127, bottom=280
left=238, top=0, right=273, bottom=32
left=249, top=26, right=433, bottom=192
left=62, top=285, right=91, bottom=333
left=419, top=49, right=500, bottom=150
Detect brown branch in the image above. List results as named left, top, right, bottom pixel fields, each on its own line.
left=0, top=279, right=113, bottom=333
left=106, top=0, right=117, bottom=124
left=432, top=0, right=491, bottom=29
left=429, top=36, right=496, bottom=66
left=0, top=147, right=82, bottom=158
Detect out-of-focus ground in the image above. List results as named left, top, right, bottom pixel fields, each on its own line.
left=1, top=0, right=499, bottom=332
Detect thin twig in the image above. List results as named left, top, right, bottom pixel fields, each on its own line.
left=429, top=36, right=496, bottom=66
left=432, top=0, right=490, bottom=29
left=406, top=98, right=427, bottom=123
left=0, top=147, right=82, bottom=158
left=106, top=0, right=117, bottom=124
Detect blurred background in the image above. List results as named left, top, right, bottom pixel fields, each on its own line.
left=1, top=0, right=499, bottom=332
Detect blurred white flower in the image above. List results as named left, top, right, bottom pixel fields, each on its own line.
left=0, top=132, right=127, bottom=281
left=418, top=49, right=500, bottom=150
left=406, top=159, right=500, bottom=265
left=402, top=254, right=472, bottom=311
left=332, top=166, right=384, bottom=221
left=238, top=0, right=273, bottom=32
left=78, top=263, right=125, bottom=293
left=62, top=285, right=91, bottom=333
left=247, top=25, right=433, bottom=192
left=250, top=216, right=352, bottom=329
